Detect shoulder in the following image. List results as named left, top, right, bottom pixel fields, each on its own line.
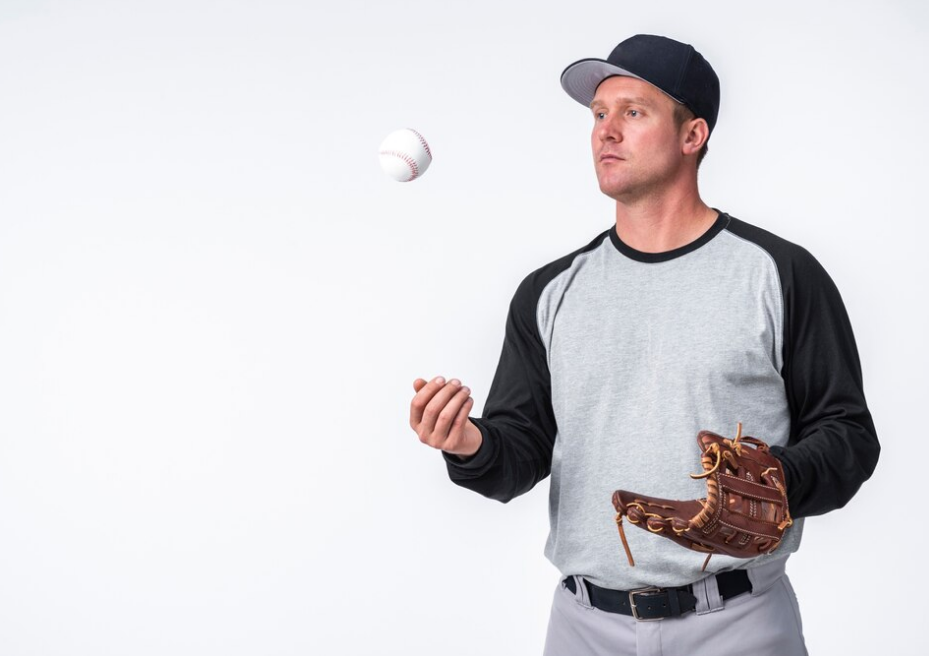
left=719, top=213, right=833, bottom=286
left=511, top=227, right=612, bottom=307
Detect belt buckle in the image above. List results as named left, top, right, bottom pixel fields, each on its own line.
left=629, top=586, right=664, bottom=621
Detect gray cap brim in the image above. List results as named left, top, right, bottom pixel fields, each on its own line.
left=560, top=58, right=681, bottom=108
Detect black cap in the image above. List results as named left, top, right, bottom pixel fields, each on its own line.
left=560, top=35, right=720, bottom=135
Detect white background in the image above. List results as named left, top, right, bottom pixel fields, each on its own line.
left=0, top=1, right=924, bottom=654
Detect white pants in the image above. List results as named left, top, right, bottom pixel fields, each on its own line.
left=543, top=559, right=807, bottom=656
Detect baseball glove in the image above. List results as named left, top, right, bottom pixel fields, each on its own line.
left=611, top=423, right=792, bottom=571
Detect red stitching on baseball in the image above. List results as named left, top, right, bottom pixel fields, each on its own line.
left=408, top=128, right=432, bottom=160
left=380, top=149, right=419, bottom=181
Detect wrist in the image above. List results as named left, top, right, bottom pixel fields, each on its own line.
left=447, top=420, right=483, bottom=459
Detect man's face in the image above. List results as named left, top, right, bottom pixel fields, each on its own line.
left=590, top=75, right=688, bottom=201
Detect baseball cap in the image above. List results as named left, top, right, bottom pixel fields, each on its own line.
left=560, top=34, right=720, bottom=135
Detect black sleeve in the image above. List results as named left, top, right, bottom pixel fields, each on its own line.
left=767, top=245, right=880, bottom=518
left=442, top=272, right=558, bottom=503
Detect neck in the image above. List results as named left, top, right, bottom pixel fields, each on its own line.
left=613, top=184, right=716, bottom=253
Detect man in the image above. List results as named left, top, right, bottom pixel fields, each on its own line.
left=409, top=34, right=879, bottom=655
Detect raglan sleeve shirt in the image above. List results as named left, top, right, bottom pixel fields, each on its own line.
left=443, top=217, right=879, bottom=521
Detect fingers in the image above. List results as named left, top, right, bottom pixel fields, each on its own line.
left=419, top=378, right=471, bottom=441
left=443, top=395, right=476, bottom=453
left=428, top=382, right=472, bottom=444
left=409, top=376, right=474, bottom=451
left=409, top=376, right=447, bottom=429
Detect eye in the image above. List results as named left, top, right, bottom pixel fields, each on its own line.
left=628, top=109, right=640, bottom=117
left=595, top=111, right=606, bottom=120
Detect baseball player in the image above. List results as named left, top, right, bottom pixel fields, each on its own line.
left=409, top=34, right=879, bottom=655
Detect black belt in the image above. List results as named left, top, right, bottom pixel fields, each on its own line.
left=563, top=570, right=752, bottom=620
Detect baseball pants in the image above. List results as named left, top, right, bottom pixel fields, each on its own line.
left=543, top=559, right=808, bottom=656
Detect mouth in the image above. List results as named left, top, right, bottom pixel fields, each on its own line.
left=599, top=153, right=624, bottom=163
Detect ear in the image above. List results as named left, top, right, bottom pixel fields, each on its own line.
left=681, top=117, right=710, bottom=156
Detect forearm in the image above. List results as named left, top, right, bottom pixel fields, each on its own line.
left=443, top=417, right=554, bottom=503
left=772, top=415, right=879, bottom=518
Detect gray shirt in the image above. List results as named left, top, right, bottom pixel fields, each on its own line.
left=445, top=212, right=878, bottom=589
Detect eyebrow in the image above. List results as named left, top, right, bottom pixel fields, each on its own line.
left=589, top=96, right=656, bottom=110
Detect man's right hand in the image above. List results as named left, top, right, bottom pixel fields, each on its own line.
left=410, top=376, right=483, bottom=458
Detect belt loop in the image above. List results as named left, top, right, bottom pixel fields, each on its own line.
left=694, top=572, right=725, bottom=615
left=572, top=575, right=593, bottom=609
left=668, top=587, right=681, bottom=616
left=747, top=557, right=787, bottom=596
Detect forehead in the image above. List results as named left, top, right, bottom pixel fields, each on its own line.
left=591, top=75, right=678, bottom=110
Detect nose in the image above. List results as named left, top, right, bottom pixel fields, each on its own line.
left=597, top=113, right=623, bottom=143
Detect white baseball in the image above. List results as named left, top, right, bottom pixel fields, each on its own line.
left=378, top=128, right=432, bottom=182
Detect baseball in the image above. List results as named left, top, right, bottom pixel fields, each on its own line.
left=378, top=128, right=432, bottom=182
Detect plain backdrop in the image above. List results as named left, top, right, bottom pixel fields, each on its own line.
left=0, top=1, right=925, bottom=654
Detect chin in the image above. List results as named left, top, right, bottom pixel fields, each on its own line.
left=597, top=179, right=631, bottom=198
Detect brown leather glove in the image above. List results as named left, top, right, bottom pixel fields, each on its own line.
left=612, top=423, right=792, bottom=571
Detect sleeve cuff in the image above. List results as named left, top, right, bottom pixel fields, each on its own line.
left=770, top=445, right=800, bottom=513
left=442, top=419, right=494, bottom=471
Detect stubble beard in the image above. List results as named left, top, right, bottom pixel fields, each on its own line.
left=597, top=157, right=683, bottom=205
left=598, top=166, right=664, bottom=204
